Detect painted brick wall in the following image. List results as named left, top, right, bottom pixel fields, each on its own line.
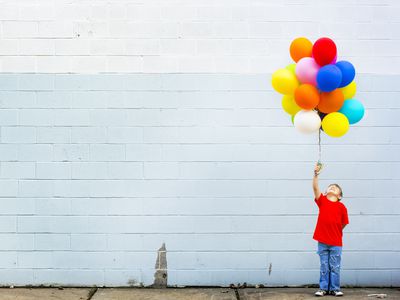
left=0, top=0, right=399, bottom=287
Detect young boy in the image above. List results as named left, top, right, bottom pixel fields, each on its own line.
left=312, top=162, right=349, bottom=297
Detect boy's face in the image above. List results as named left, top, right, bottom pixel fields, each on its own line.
left=326, top=185, right=342, bottom=200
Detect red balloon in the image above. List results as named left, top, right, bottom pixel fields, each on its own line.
left=312, top=37, right=337, bottom=66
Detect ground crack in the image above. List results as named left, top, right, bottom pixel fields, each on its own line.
left=230, top=283, right=247, bottom=300
left=87, top=287, right=98, bottom=300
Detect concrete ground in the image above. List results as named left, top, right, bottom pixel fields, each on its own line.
left=0, top=287, right=398, bottom=300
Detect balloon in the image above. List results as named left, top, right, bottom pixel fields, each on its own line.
left=321, top=112, right=349, bottom=137
left=312, top=37, right=337, bottom=66
left=317, top=64, right=342, bottom=92
left=286, top=63, right=296, bottom=75
left=282, top=95, right=301, bottom=115
left=340, top=80, right=357, bottom=99
left=339, top=99, right=365, bottom=124
left=330, top=54, right=337, bottom=64
left=318, top=89, right=345, bottom=113
left=290, top=37, right=313, bottom=62
left=294, top=110, right=321, bottom=134
left=295, top=57, right=320, bottom=86
left=271, top=68, right=299, bottom=95
left=291, top=115, right=295, bottom=125
left=294, top=84, right=320, bottom=110
left=336, top=61, right=356, bottom=87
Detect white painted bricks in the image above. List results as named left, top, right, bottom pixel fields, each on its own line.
left=0, top=0, right=399, bottom=288
left=0, top=72, right=399, bottom=286
left=0, top=0, right=400, bottom=73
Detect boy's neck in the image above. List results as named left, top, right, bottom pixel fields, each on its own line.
left=326, top=193, right=339, bottom=202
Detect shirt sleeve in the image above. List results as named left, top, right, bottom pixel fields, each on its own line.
left=342, top=205, right=349, bottom=225
left=314, top=193, right=323, bottom=207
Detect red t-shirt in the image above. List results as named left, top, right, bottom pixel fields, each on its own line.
left=313, top=193, right=349, bottom=246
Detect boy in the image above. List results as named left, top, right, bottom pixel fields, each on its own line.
left=313, top=162, right=349, bottom=297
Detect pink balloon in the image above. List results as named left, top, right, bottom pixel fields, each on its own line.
left=295, top=57, right=320, bottom=86
left=330, top=54, right=337, bottom=64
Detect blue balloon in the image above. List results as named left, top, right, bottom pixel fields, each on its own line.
left=336, top=61, right=355, bottom=87
left=317, top=64, right=342, bottom=92
left=339, top=99, right=364, bottom=124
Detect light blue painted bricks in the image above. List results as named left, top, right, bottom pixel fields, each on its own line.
left=0, top=73, right=399, bottom=286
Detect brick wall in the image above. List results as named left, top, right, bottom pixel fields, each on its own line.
left=0, top=0, right=399, bottom=287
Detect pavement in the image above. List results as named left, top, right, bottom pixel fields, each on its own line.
left=0, top=287, right=398, bottom=300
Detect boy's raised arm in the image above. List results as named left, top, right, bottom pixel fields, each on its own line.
left=313, top=163, right=321, bottom=199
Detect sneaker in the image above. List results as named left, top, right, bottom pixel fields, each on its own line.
left=331, top=290, right=344, bottom=297
left=315, top=290, right=328, bottom=296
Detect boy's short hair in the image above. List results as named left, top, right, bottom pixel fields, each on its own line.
left=329, top=183, right=343, bottom=199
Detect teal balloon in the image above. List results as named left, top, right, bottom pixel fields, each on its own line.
left=339, top=99, right=364, bottom=124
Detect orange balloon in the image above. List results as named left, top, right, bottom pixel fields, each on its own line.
left=294, top=84, right=320, bottom=110
left=318, top=89, right=345, bottom=113
left=290, top=37, right=313, bottom=63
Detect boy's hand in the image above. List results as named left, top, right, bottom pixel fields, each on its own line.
left=314, top=161, right=323, bottom=176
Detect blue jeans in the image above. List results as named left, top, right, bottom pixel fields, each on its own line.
left=317, top=242, right=342, bottom=291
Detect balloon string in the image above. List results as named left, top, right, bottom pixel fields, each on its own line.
left=318, top=129, right=322, bottom=162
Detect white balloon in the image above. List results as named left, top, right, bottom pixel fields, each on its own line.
left=294, top=110, right=321, bottom=134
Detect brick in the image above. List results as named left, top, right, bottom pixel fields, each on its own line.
left=1, top=56, right=36, bottom=72
left=53, top=109, right=90, bottom=126
left=34, top=234, right=70, bottom=250
left=90, top=109, right=127, bottom=126
left=0, top=198, right=35, bottom=215
left=71, top=127, right=107, bottom=144
left=0, top=110, right=18, bottom=125
left=18, top=180, right=53, bottom=197
left=71, top=162, right=108, bottom=179
left=2, top=21, right=38, bottom=38
left=38, top=21, right=74, bottom=38
left=71, top=234, right=107, bottom=251
left=1, top=127, right=36, bottom=143
left=0, top=252, right=17, bottom=268
left=18, top=74, right=55, bottom=91
left=125, top=39, right=160, bottom=55
left=55, top=39, right=90, bottom=55
left=144, top=162, right=179, bottom=179
left=37, top=127, right=71, bottom=143
left=18, top=145, right=53, bottom=162
left=0, top=216, right=17, bottom=232
left=0, top=39, right=19, bottom=55
left=107, top=162, right=143, bottom=179
left=35, top=198, right=71, bottom=215
left=36, top=162, right=70, bottom=179
left=19, top=39, right=55, bottom=55
left=19, top=109, right=54, bottom=126
left=0, top=162, right=35, bottom=179
left=53, top=144, right=90, bottom=162
left=107, top=127, right=143, bottom=143
left=0, top=234, right=34, bottom=250
left=89, top=144, right=125, bottom=161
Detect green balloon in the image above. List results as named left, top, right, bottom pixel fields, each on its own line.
left=286, top=63, right=296, bottom=75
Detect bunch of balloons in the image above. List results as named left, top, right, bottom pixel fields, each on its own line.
left=271, top=37, right=364, bottom=137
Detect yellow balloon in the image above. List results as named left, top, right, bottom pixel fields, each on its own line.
left=322, top=112, right=350, bottom=138
left=271, top=68, right=299, bottom=95
left=340, top=80, right=356, bottom=99
left=282, top=95, right=301, bottom=115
